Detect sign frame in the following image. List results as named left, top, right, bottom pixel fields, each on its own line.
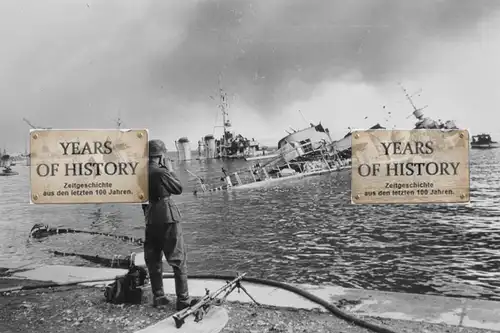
left=29, top=128, right=149, bottom=205
left=350, top=129, right=470, bottom=205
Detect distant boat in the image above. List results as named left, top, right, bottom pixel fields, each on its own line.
left=471, top=134, right=499, bottom=149
left=0, top=166, right=19, bottom=176
left=0, top=153, right=10, bottom=168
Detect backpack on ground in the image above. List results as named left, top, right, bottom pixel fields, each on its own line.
left=104, top=265, right=148, bottom=304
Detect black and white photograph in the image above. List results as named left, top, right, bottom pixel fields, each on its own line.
left=0, top=0, right=499, bottom=332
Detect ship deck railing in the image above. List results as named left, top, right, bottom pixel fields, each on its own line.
left=194, top=140, right=351, bottom=193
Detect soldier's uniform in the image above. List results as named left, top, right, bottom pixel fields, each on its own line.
left=142, top=139, right=192, bottom=310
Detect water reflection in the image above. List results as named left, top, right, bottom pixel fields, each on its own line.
left=0, top=150, right=500, bottom=300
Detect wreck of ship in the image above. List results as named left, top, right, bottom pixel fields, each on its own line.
left=196, top=85, right=268, bottom=160
left=329, top=85, right=458, bottom=160
left=191, top=85, right=459, bottom=195
left=192, top=121, right=352, bottom=195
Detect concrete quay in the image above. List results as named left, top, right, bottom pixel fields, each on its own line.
left=5, top=264, right=500, bottom=332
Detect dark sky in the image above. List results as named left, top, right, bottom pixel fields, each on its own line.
left=1, top=0, right=499, bottom=151
left=150, top=0, right=495, bottom=112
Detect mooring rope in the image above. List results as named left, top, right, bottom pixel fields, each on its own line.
left=29, top=223, right=142, bottom=269
left=29, top=223, right=144, bottom=246
left=50, top=250, right=133, bottom=269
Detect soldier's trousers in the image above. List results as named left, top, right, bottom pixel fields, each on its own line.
left=144, top=222, right=189, bottom=303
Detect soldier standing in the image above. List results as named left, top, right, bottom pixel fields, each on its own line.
left=142, top=139, right=193, bottom=310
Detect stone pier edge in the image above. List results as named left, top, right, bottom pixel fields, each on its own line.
left=3, top=264, right=500, bottom=332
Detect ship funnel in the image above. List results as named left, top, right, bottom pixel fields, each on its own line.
left=413, top=109, right=424, bottom=119
left=175, top=137, right=191, bottom=161
left=204, top=134, right=216, bottom=159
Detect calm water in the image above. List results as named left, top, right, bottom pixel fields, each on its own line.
left=1, top=150, right=500, bottom=301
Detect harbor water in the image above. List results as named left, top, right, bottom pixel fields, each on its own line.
left=1, top=150, right=499, bottom=301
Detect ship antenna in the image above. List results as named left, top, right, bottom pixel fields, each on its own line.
left=115, top=117, right=122, bottom=129
left=299, top=109, right=316, bottom=127
left=217, top=73, right=231, bottom=157
left=298, top=110, right=308, bottom=125
left=219, top=75, right=225, bottom=157
left=113, top=110, right=123, bottom=129
left=398, top=82, right=428, bottom=120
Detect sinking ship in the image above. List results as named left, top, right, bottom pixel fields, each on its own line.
left=197, top=82, right=268, bottom=160
left=330, top=84, right=458, bottom=159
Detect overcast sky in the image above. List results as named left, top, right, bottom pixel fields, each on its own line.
left=1, top=0, right=499, bottom=152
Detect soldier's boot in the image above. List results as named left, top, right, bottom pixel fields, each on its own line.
left=174, top=273, right=196, bottom=311
left=150, top=271, right=170, bottom=308
left=153, top=295, right=170, bottom=307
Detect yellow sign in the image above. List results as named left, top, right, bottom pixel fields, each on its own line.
left=30, top=129, right=149, bottom=204
left=351, top=129, right=470, bottom=204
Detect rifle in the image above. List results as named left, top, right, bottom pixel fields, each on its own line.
left=172, top=273, right=259, bottom=328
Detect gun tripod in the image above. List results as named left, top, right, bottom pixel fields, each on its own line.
left=218, top=278, right=259, bottom=304
left=172, top=273, right=259, bottom=329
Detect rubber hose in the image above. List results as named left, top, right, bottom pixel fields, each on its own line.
left=29, top=228, right=143, bottom=245
left=1, top=273, right=398, bottom=333
left=171, top=274, right=398, bottom=333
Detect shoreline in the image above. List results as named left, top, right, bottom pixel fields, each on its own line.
left=0, top=263, right=497, bottom=303
left=1, top=264, right=499, bottom=332
left=1, top=277, right=497, bottom=333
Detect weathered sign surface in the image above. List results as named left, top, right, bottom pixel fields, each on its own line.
left=351, top=129, right=470, bottom=204
left=30, top=129, right=149, bottom=204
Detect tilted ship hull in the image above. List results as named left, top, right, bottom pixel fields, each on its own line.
left=332, top=123, right=385, bottom=159
left=192, top=122, right=352, bottom=195
left=277, top=123, right=332, bottom=150
left=330, top=85, right=460, bottom=157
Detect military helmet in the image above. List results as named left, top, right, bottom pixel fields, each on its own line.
left=148, top=139, right=167, bottom=157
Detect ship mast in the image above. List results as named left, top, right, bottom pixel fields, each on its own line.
left=22, top=118, right=51, bottom=130
left=217, top=76, right=231, bottom=158
left=115, top=116, right=122, bottom=129
left=398, top=83, right=428, bottom=123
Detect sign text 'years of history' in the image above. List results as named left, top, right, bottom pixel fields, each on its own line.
left=351, top=129, right=470, bottom=204
left=29, top=129, right=149, bottom=204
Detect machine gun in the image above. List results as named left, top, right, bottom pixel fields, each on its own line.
left=172, top=273, right=259, bottom=329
